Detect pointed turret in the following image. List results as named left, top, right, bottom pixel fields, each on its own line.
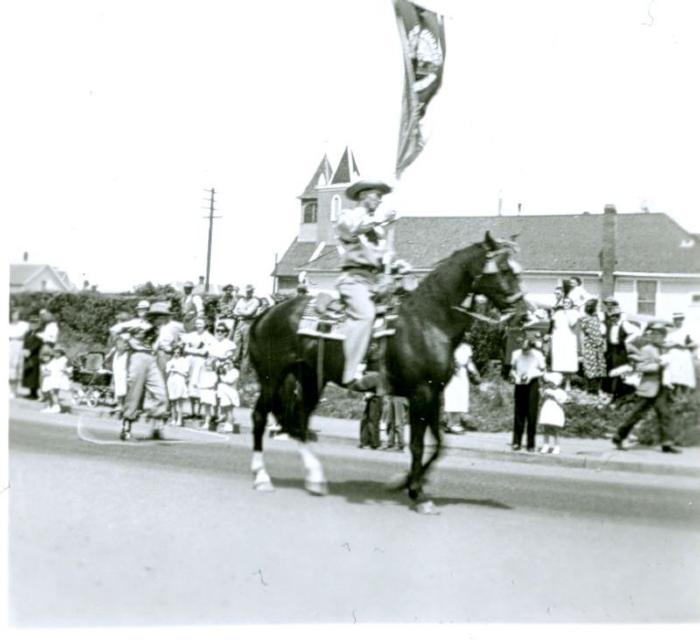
left=299, top=154, right=334, bottom=199
left=330, top=146, right=360, bottom=185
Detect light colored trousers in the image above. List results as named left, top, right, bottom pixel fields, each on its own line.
left=123, top=351, right=169, bottom=422
left=337, top=270, right=378, bottom=383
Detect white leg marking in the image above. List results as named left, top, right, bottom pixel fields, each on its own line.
left=298, top=443, right=328, bottom=495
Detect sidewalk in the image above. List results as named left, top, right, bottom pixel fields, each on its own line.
left=10, top=397, right=700, bottom=478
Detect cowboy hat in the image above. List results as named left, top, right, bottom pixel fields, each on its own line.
left=345, top=178, right=392, bottom=202
left=645, top=321, right=668, bottom=334
left=145, top=301, right=173, bottom=316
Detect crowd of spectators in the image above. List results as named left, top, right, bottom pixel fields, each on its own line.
left=9, top=274, right=697, bottom=453
left=7, top=281, right=271, bottom=435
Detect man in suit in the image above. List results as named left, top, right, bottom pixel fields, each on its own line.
left=180, top=281, right=204, bottom=331
left=612, top=322, right=680, bottom=453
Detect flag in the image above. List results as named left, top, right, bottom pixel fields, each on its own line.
left=394, top=0, right=446, bottom=178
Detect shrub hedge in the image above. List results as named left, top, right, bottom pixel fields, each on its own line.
left=11, top=291, right=699, bottom=445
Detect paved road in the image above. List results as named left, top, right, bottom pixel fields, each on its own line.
left=8, top=412, right=700, bottom=626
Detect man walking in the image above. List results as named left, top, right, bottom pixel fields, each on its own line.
left=612, top=322, right=681, bottom=453
left=111, top=302, right=172, bottom=440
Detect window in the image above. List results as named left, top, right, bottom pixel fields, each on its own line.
left=330, top=195, right=341, bottom=222
left=636, top=280, right=657, bottom=315
left=303, top=201, right=317, bottom=224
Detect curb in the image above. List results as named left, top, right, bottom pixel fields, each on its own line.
left=58, top=403, right=700, bottom=479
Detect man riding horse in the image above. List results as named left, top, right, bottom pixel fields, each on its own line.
left=335, top=177, right=398, bottom=392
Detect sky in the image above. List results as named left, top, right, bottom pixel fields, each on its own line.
left=2, top=0, right=699, bottom=294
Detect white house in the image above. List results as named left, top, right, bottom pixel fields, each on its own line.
left=274, top=151, right=700, bottom=340
left=9, top=262, right=76, bottom=293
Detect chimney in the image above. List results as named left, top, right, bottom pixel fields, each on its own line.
left=600, top=204, right=617, bottom=299
left=23, top=252, right=28, bottom=262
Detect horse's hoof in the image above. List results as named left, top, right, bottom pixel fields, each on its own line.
left=305, top=480, right=328, bottom=496
left=253, top=480, right=275, bottom=492
left=412, top=500, right=440, bottom=515
left=119, top=430, right=131, bottom=441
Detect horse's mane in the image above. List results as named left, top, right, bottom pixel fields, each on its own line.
left=406, top=241, right=486, bottom=306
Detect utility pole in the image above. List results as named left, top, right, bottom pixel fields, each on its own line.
left=203, top=188, right=221, bottom=293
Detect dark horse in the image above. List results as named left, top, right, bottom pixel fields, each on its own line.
left=248, top=231, right=526, bottom=512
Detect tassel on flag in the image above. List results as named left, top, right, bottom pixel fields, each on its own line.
left=394, top=0, right=446, bottom=179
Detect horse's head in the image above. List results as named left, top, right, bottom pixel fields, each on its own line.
left=471, top=231, right=527, bottom=318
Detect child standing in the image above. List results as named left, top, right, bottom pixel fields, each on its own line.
left=40, top=346, right=72, bottom=413
left=198, top=358, right=219, bottom=430
left=165, top=344, right=190, bottom=426
left=538, top=372, right=568, bottom=454
left=216, top=359, right=240, bottom=433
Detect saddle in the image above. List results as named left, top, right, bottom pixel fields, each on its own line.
left=297, top=267, right=413, bottom=340
left=297, top=291, right=398, bottom=341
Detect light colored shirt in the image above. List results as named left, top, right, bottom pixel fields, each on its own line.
left=181, top=293, right=204, bottom=320
left=335, top=206, right=394, bottom=270
left=568, top=286, right=590, bottom=309
left=182, top=330, right=214, bottom=356
left=38, top=321, right=59, bottom=344
left=9, top=320, right=29, bottom=341
left=154, top=320, right=185, bottom=352
left=609, top=318, right=640, bottom=345
left=208, top=337, right=236, bottom=361
left=110, top=318, right=153, bottom=352
left=233, top=296, right=261, bottom=319
left=510, top=348, right=546, bottom=383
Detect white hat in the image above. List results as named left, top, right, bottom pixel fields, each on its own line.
left=136, top=300, right=150, bottom=310
left=543, top=372, right=563, bottom=386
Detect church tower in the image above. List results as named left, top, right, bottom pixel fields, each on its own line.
left=297, top=147, right=360, bottom=244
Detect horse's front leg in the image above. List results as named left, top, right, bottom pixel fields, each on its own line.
left=298, top=442, right=328, bottom=496
left=251, top=395, right=274, bottom=492
left=406, top=385, right=440, bottom=515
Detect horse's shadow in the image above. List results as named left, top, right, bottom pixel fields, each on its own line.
left=269, top=477, right=512, bottom=511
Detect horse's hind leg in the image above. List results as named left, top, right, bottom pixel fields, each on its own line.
left=251, top=392, right=274, bottom=492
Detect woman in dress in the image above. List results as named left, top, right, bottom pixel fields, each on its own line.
left=665, top=312, right=697, bottom=395
left=182, top=316, right=214, bottom=419
left=550, top=297, right=580, bottom=390
left=579, top=298, right=607, bottom=395
left=443, top=334, right=481, bottom=434
left=9, top=309, right=29, bottom=398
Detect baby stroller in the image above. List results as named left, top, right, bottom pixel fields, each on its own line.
left=71, top=351, right=115, bottom=407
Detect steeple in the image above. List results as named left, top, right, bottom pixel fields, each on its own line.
left=330, top=146, right=360, bottom=185
left=299, top=154, right=334, bottom=199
